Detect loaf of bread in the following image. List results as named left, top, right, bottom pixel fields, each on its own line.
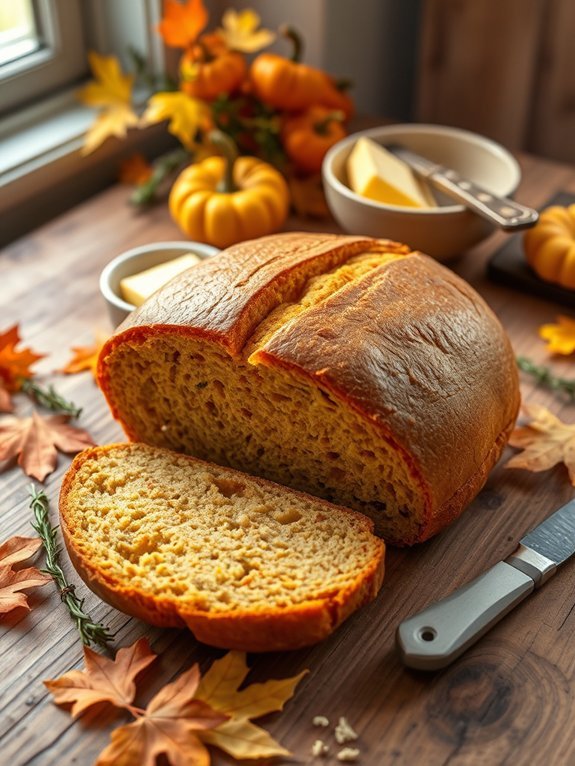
left=98, top=233, right=520, bottom=545
left=60, top=443, right=385, bottom=651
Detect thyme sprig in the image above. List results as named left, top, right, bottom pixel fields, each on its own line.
left=29, top=486, right=114, bottom=649
left=20, top=378, right=82, bottom=418
left=517, top=356, right=575, bottom=402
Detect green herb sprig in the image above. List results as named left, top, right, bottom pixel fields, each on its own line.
left=29, top=486, right=113, bottom=649
left=20, top=378, right=82, bottom=418
left=517, top=356, right=575, bottom=402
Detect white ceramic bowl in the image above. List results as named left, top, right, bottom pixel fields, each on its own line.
left=100, top=241, right=220, bottom=326
left=322, top=123, right=522, bottom=261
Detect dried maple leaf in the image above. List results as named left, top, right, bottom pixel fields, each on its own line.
left=507, top=403, right=575, bottom=485
left=539, top=315, right=575, bottom=356
left=0, top=411, right=95, bottom=481
left=218, top=9, right=275, bottom=53
left=96, top=663, right=227, bottom=766
left=60, top=333, right=107, bottom=379
left=44, top=638, right=156, bottom=717
left=77, top=52, right=138, bottom=155
left=158, top=0, right=208, bottom=49
left=0, top=324, right=45, bottom=412
left=119, top=154, right=153, bottom=185
left=0, top=535, right=50, bottom=616
left=196, top=651, right=307, bottom=760
left=141, top=92, right=212, bottom=149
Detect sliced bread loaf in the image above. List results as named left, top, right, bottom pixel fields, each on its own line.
left=59, top=443, right=385, bottom=652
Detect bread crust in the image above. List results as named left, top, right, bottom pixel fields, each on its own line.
left=59, top=444, right=385, bottom=652
left=98, top=233, right=520, bottom=544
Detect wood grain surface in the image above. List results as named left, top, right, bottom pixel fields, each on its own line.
left=1, top=152, right=575, bottom=766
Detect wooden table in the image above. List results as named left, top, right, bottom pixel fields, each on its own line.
left=2, top=152, right=575, bottom=766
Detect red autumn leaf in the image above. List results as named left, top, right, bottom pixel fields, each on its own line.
left=0, top=411, right=95, bottom=481
left=0, top=324, right=45, bottom=412
left=158, top=0, right=209, bottom=49
left=44, top=638, right=157, bottom=718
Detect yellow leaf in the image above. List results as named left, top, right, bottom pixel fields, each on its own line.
left=141, top=92, right=211, bottom=148
left=539, top=315, right=575, bottom=356
left=82, top=105, right=139, bottom=156
left=506, top=403, right=575, bottom=485
left=218, top=9, right=276, bottom=53
left=196, top=651, right=307, bottom=760
left=77, top=52, right=134, bottom=108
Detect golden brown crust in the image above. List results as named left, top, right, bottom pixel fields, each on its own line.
left=59, top=444, right=385, bottom=652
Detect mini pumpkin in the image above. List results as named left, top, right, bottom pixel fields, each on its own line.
left=180, top=33, right=246, bottom=101
left=524, top=204, right=575, bottom=290
left=281, top=107, right=346, bottom=173
left=169, top=131, right=289, bottom=249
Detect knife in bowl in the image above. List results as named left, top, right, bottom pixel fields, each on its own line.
left=397, top=497, right=575, bottom=670
left=387, top=144, right=539, bottom=231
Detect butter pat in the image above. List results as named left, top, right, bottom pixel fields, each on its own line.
left=120, top=254, right=201, bottom=306
left=347, top=137, right=436, bottom=208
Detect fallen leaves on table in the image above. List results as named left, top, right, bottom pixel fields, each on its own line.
left=0, top=535, right=50, bottom=616
left=44, top=638, right=156, bottom=717
left=77, top=52, right=138, bottom=155
left=0, top=411, right=95, bottom=481
left=60, top=333, right=107, bottom=380
left=119, top=153, right=153, bottom=185
left=0, top=324, right=45, bottom=412
left=141, top=92, right=212, bottom=149
left=218, top=9, right=275, bottom=53
left=196, top=651, right=307, bottom=760
left=507, top=403, right=575, bottom=485
left=539, top=315, right=575, bottom=356
left=287, top=173, right=331, bottom=219
left=158, top=0, right=208, bottom=49
left=45, top=639, right=306, bottom=765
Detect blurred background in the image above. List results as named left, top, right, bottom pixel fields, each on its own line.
left=1, top=0, right=574, bottom=245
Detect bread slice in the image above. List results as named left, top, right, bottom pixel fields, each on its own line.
left=59, top=443, right=385, bottom=652
left=98, top=232, right=520, bottom=545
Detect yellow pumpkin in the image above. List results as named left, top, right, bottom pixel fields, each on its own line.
left=169, top=132, right=289, bottom=249
left=524, top=204, right=575, bottom=290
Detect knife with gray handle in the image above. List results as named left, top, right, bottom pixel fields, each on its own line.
left=397, top=497, right=575, bottom=671
left=387, top=144, right=539, bottom=231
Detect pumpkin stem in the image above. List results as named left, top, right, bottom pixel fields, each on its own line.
left=313, top=110, right=345, bottom=135
left=279, top=24, right=303, bottom=63
left=209, top=130, right=239, bottom=193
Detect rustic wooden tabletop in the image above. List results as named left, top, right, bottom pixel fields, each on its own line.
left=1, top=151, right=575, bottom=766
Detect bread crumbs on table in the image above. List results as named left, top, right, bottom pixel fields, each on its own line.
left=311, top=739, right=329, bottom=756
left=312, top=715, right=330, bottom=727
left=337, top=747, right=361, bottom=762
left=335, top=716, right=359, bottom=744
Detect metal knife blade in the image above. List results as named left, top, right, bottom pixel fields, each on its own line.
left=396, top=497, right=575, bottom=671
left=387, top=144, right=539, bottom=232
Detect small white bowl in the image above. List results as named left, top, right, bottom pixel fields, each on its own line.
left=100, top=241, right=220, bottom=326
left=322, top=123, right=522, bottom=261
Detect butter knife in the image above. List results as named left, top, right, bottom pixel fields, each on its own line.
left=397, top=497, right=575, bottom=670
left=388, top=144, right=539, bottom=231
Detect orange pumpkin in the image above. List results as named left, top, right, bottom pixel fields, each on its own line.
left=524, top=204, right=575, bottom=290
left=180, top=33, right=246, bottom=101
left=281, top=107, right=346, bottom=173
left=250, top=26, right=354, bottom=118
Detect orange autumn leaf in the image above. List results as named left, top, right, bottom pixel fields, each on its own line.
left=0, top=535, right=50, bottom=616
left=158, top=0, right=208, bottom=49
left=507, top=403, right=575, bottom=485
left=44, top=638, right=156, bottom=718
left=61, top=333, right=107, bottom=379
left=196, top=651, right=307, bottom=760
left=0, top=324, right=45, bottom=412
left=119, top=154, right=153, bottom=185
left=0, top=411, right=95, bottom=481
left=539, top=315, right=575, bottom=356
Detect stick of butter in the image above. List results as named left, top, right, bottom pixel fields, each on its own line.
left=120, top=253, right=201, bottom=306
left=347, top=137, right=436, bottom=208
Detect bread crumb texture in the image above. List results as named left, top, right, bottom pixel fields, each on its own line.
left=62, top=444, right=383, bottom=617
left=312, top=739, right=330, bottom=757
left=335, top=717, right=359, bottom=744
left=337, top=747, right=361, bottom=762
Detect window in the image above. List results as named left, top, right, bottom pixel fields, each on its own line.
left=0, top=0, right=87, bottom=115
